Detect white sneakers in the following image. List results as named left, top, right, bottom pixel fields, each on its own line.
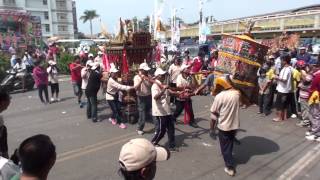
left=224, top=167, right=235, bottom=176
left=137, top=130, right=144, bottom=135
left=291, top=114, right=297, bottom=119
left=305, top=131, right=320, bottom=142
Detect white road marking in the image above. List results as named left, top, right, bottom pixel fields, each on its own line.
left=278, top=143, right=320, bottom=180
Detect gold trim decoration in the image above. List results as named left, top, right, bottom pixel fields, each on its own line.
left=219, top=51, right=261, bottom=67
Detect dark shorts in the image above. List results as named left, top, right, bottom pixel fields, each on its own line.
left=275, top=92, right=290, bottom=110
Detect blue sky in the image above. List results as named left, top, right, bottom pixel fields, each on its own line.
left=75, top=0, right=320, bottom=34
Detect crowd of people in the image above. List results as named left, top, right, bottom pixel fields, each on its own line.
left=1, top=41, right=320, bottom=179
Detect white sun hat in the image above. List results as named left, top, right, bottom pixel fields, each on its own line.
left=139, top=63, right=151, bottom=71
left=154, top=68, right=167, bottom=76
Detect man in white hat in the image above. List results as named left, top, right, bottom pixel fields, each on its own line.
left=151, top=68, right=180, bottom=152
left=118, top=138, right=170, bottom=180
left=106, top=65, right=135, bottom=129
left=81, top=60, right=93, bottom=97
left=88, top=53, right=94, bottom=61
left=168, top=56, right=182, bottom=104
left=134, top=63, right=153, bottom=135
left=297, top=47, right=311, bottom=64
left=174, top=64, right=198, bottom=128
left=47, top=60, right=60, bottom=102
left=85, top=62, right=102, bottom=122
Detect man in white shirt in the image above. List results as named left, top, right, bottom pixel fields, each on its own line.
left=168, top=57, right=182, bottom=103
left=174, top=64, right=198, bottom=128
left=151, top=68, right=180, bottom=152
left=273, top=54, right=293, bottom=122
left=134, top=63, right=153, bottom=135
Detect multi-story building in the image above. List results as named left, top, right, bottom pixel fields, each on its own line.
left=71, top=0, right=78, bottom=35
left=0, top=0, right=75, bottom=40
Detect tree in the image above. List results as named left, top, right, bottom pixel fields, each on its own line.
left=80, top=10, right=99, bottom=38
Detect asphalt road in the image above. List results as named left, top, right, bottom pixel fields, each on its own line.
left=2, top=77, right=320, bottom=180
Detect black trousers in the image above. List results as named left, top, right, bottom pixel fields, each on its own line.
left=50, top=83, right=59, bottom=97
left=87, top=95, right=98, bottom=120
left=174, top=99, right=195, bottom=124
left=169, top=83, right=176, bottom=103
left=218, top=129, right=236, bottom=169
left=288, top=92, right=298, bottom=115
left=151, top=115, right=175, bottom=148
left=38, top=84, right=49, bottom=103
left=0, top=125, right=8, bottom=158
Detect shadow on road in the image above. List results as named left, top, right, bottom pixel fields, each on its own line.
left=234, top=136, right=280, bottom=166
left=58, top=96, right=75, bottom=102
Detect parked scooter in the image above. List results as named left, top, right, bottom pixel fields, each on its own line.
left=0, top=68, right=35, bottom=92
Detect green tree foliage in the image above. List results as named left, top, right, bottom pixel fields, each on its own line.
left=80, top=10, right=99, bottom=37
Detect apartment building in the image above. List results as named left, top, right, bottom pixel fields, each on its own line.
left=0, top=0, right=75, bottom=39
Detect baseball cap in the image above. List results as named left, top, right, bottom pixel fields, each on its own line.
left=139, top=63, right=151, bottom=71
left=119, top=138, right=169, bottom=171
left=305, top=74, right=313, bottom=82
left=154, top=68, right=167, bottom=76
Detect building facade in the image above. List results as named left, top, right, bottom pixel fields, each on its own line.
left=0, top=0, right=75, bottom=40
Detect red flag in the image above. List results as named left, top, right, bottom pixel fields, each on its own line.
left=102, top=53, right=110, bottom=72
left=155, top=45, right=161, bottom=62
left=122, top=49, right=129, bottom=74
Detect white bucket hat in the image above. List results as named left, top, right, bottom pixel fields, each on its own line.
left=154, top=68, right=167, bottom=76
left=139, top=63, right=151, bottom=71
left=91, top=62, right=100, bottom=70
left=88, top=53, right=94, bottom=58
left=86, top=60, right=93, bottom=67
left=48, top=60, right=56, bottom=65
